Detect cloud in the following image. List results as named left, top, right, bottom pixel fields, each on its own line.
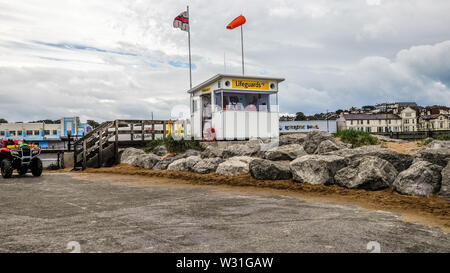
left=0, top=0, right=450, bottom=121
left=278, top=40, right=450, bottom=115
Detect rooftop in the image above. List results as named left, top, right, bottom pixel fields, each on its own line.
left=187, top=74, right=285, bottom=93
left=343, top=113, right=401, bottom=120
left=420, top=114, right=449, bottom=120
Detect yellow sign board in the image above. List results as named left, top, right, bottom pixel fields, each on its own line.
left=232, top=79, right=270, bottom=90
left=201, top=87, right=211, bottom=93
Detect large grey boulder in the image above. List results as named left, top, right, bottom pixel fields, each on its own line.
left=192, top=157, right=224, bottom=174
left=216, top=156, right=254, bottom=176
left=303, top=131, right=343, bottom=154
left=135, top=153, right=161, bottom=169
left=315, top=140, right=341, bottom=154
left=279, top=133, right=307, bottom=146
left=417, top=147, right=450, bottom=168
left=182, top=149, right=202, bottom=158
left=334, top=156, right=398, bottom=190
left=249, top=159, right=292, bottom=180
left=438, top=161, right=450, bottom=200
left=201, top=146, right=226, bottom=159
left=290, top=155, right=346, bottom=185
left=427, top=140, right=450, bottom=149
left=263, top=144, right=307, bottom=161
left=167, top=156, right=201, bottom=171
left=327, top=145, right=414, bottom=172
left=120, top=147, right=146, bottom=164
left=303, top=131, right=334, bottom=154
left=152, top=145, right=168, bottom=156
left=153, top=155, right=182, bottom=170
left=393, top=160, right=443, bottom=197
left=222, top=144, right=260, bottom=158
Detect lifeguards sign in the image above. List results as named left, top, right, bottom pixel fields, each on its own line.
left=232, top=79, right=269, bottom=90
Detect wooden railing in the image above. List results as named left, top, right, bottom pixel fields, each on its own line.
left=73, top=119, right=182, bottom=170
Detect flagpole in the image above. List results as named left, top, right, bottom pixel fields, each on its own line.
left=187, top=5, right=193, bottom=138
left=187, top=5, right=192, bottom=89
left=240, top=24, right=244, bottom=76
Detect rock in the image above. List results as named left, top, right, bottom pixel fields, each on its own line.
left=438, top=161, right=450, bottom=200
left=315, top=140, right=341, bottom=154
left=427, top=140, right=450, bottom=149
left=249, top=159, right=292, bottom=180
left=334, top=156, right=398, bottom=190
left=279, top=133, right=307, bottom=146
left=152, top=145, right=168, bottom=156
left=192, top=158, right=224, bottom=174
left=263, top=144, right=307, bottom=161
left=290, top=155, right=346, bottom=185
left=417, top=147, right=450, bottom=168
left=327, top=145, right=414, bottom=172
left=222, top=144, right=260, bottom=158
left=303, top=131, right=337, bottom=154
left=393, top=160, right=443, bottom=197
left=373, top=135, right=407, bottom=143
left=153, top=155, right=182, bottom=170
left=120, top=147, right=146, bottom=164
left=182, top=149, right=202, bottom=158
left=167, top=156, right=201, bottom=171
left=216, top=156, right=254, bottom=176
left=135, top=153, right=160, bottom=169
left=201, top=146, right=225, bottom=159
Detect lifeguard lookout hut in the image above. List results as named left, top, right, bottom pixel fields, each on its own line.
left=188, top=74, right=285, bottom=141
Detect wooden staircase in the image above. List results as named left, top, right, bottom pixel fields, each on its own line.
left=73, top=119, right=182, bottom=170
left=73, top=121, right=116, bottom=170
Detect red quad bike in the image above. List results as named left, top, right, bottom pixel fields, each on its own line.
left=0, top=139, right=43, bottom=178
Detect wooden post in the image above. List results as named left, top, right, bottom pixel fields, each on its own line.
left=152, top=121, right=155, bottom=140
left=163, top=121, right=167, bottom=138
left=98, top=130, right=103, bottom=168
left=130, top=123, right=134, bottom=142
left=82, top=139, right=87, bottom=170
left=57, top=152, right=60, bottom=169
left=114, top=120, right=119, bottom=164
left=141, top=120, right=145, bottom=143
left=73, top=144, right=77, bottom=169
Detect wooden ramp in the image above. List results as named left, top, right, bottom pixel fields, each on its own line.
left=73, top=120, right=182, bottom=170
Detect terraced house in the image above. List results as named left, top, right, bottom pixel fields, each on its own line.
left=418, top=114, right=450, bottom=131
left=338, top=113, right=403, bottom=133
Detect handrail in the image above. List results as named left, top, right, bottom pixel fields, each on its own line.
left=73, top=121, right=113, bottom=146
left=73, top=119, right=182, bottom=170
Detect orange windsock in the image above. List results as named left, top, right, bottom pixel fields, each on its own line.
left=226, top=15, right=246, bottom=29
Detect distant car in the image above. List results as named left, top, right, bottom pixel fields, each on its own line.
left=0, top=139, right=43, bottom=178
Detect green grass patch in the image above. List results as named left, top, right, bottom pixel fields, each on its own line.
left=334, top=129, right=380, bottom=148
left=438, top=134, right=450, bottom=141
left=143, top=135, right=204, bottom=154
left=417, top=138, right=433, bottom=147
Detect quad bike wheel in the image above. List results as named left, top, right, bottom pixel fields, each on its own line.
left=18, top=166, right=29, bottom=175
left=1, top=159, right=13, bottom=178
left=31, top=158, right=43, bottom=177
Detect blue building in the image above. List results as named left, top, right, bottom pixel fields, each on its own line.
left=0, top=117, right=92, bottom=149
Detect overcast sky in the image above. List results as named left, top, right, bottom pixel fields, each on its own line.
left=1, top=0, right=449, bottom=122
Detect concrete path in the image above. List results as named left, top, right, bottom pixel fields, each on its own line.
left=0, top=173, right=448, bottom=253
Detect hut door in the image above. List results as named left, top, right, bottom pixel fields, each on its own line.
left=192, top=97, right=202, bottom=139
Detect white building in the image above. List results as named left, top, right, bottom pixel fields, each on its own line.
left=338, top=113, right=403, bottom=133
left=187, top=74, right=284, bottom=140
left=418, top=114, right=450, bottom=131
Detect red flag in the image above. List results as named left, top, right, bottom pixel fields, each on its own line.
left=226, top=15, right=246, bottom=29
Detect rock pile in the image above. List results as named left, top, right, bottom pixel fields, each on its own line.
left=119, top=132, right=450, bottom=199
